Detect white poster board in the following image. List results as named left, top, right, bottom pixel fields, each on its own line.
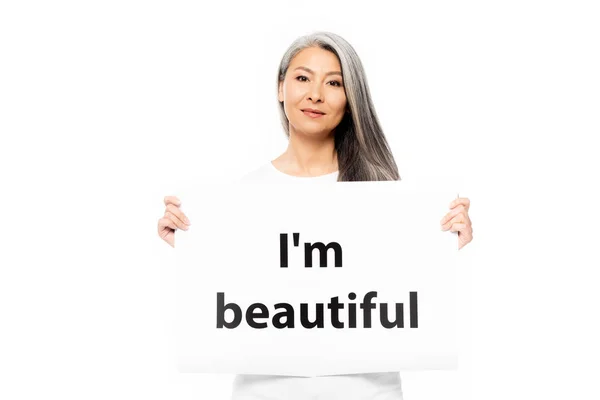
left=174, top=181, right=459, bottom=377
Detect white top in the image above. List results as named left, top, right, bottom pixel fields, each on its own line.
left=240, top=161, right=341, bottom=183
left=230, top=161, right=404, bottom=400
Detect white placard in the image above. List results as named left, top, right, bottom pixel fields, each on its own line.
left=174, top=181, right=459, bottom=377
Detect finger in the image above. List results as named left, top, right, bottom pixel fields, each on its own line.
left=166, top=203, right=190, bottom=225
left=440, top=205, right=466, bottom=225
left=164, top=196, right=181, bottom=207
left=158, top=217, right=177, bottom=233
left=441, top=213, right=465, bottom=231
left=449, top=197, right=470, bottom=211
left=165, top=211, right=189, bottom=230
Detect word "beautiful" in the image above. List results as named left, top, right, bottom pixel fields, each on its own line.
left=217, top=291, right=418, bottom=329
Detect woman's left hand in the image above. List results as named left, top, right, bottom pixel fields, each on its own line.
left=440, top=197, right=473, bottom=250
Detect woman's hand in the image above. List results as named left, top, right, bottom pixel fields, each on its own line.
left=157, top=196, right=191, bottom=247
left=440, top=197, right=473, bottom=250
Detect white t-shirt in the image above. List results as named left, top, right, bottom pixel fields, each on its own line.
left=230, top=161, right=404, bottom=400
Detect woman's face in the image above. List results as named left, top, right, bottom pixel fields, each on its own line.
left=279, top=46, right=347, bottom=138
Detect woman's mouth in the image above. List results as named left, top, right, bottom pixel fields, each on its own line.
left=302, top=109, right=325, bottom=118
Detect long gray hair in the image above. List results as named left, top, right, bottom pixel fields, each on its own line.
left=277, top=31, right=401, bottom=181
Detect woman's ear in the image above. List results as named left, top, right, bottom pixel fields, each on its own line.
left=278, top=81, right=283, bottom=103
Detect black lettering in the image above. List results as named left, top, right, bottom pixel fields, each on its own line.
left=328, top=296, right=344, bottom=328
left=360, top=291, right=378, bottom=328
left=273, top=303, right=295, bottom=328
left=380, top=303, right=404, bottom=328
left=216, top=292, right=242, bottom=329
left=304, top=241, right=343, bottom=268
left=410, top=291, right=418, bottom=328
left=246, top=303, right=269, bottom=329
left=300, top=303, right=324, bottom=328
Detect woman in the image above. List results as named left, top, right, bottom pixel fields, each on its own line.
left=158, top=31, right=473, bottom=400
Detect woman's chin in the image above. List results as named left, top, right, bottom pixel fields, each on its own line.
left=289, top=123, right=332, bottom=138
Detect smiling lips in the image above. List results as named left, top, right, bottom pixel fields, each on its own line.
left=302, top=108, right=326, bottom=118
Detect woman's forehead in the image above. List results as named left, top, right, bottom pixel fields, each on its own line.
left=289, top=47, right=341, bottom=71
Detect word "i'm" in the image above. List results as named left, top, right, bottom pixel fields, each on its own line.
left=279, top=233, right=343, bottom=268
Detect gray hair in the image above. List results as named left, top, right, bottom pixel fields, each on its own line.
left=276, top=31, right=400, bottom=181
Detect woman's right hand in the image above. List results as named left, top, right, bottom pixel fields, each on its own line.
left=157, top=196, right=191, bottom=247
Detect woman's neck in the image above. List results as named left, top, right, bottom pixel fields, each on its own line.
left=273, top=130, right=338, bottom=177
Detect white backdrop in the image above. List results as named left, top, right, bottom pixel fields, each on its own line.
left=1, top=1, right=599, bottom=399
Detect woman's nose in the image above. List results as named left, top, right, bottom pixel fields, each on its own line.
left=307, top=82, right=323, bottom=103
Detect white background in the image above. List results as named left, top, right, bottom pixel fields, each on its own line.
left=1, top=1, right=599, bottom=399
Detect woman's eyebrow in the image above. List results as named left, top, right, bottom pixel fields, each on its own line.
left=294, top=66, right=342, bottom=77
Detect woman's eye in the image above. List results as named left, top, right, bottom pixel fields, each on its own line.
left=295, top=76, right=341, bottom=87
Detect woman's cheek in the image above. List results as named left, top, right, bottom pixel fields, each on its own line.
left=287, top=81, right=303, bottom=99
